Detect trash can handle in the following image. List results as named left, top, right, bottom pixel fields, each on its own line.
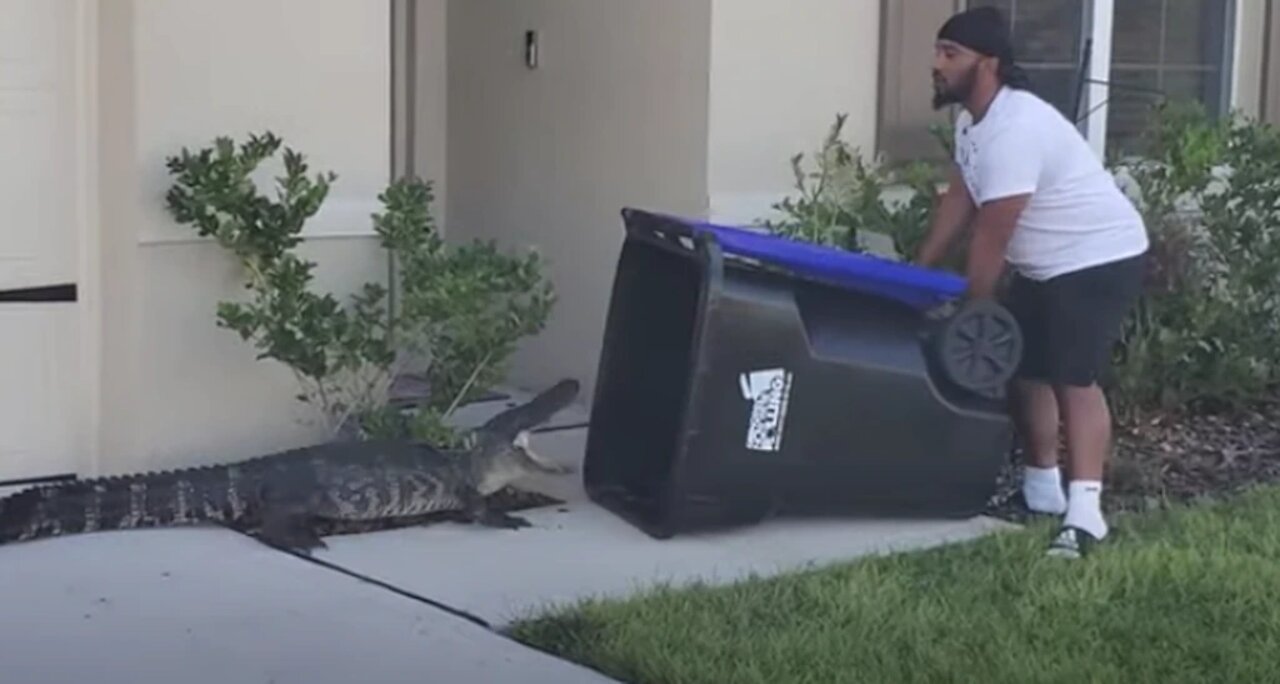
left=620, top=208, right=713, bottom=257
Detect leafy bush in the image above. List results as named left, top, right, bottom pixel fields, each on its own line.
left=764, top=114, right=953, bottom=267
left=164, top=133, right=554, bottom=447
left=372, top=178, right=555, bottom=445
left=767, top=105, right=1280, bottom=416
left=1111, top=101, right=1280, bottom=414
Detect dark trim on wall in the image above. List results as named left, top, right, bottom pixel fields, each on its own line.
left=390, top=0, right=419, bottom=181
left=402, top=0, right=418, bottom=179
left=388, top=0, right=423, bottom=328
left=0, top=473, right=77, bottom=489
left=390, top=0, right=399, bottom=178
left=874, top=0, right=888, bottom=157
left=1263, top=0, right=1275, bottom=123
left=0, top=283, right=77, bottom=303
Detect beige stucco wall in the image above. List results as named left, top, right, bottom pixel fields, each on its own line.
left=443, top=0, right=713, bottom=401
left=95, top=0, right=392, bottom=473
left=706, top=0, right=882, bottom=225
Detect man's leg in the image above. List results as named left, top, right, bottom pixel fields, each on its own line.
left=1056, top=384, right=1111, bottom=482
left=1011, top=379, right=1067, bottom=514
left=1004, top=273, right=1067, bottom=514
left=1042, top=254, right=1146, bottom=555
left=1054, top=382, right=1111, bottom=539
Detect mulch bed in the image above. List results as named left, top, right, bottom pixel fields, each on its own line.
left=984, top=395, right=1280, bottom=524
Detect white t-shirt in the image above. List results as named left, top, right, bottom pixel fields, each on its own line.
left=953, top=87, right=1149, bottom=281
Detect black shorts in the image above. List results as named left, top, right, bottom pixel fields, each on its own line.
left=1004, top=252, right=1146, bottom=387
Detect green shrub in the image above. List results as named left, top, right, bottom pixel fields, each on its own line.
left=372, top=177, right=555, bottom=446
left=164, top=132, right=554, bottom=448
left=1112, top=101, right=1280, bottom=415
left=764, top=114, right=954, bottom=267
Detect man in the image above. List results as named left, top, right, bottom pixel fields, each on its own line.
left=915, top=7, right=1149, bottom=558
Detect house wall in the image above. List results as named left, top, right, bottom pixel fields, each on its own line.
left=443, top=0, right=713, bottom=401
left=705, top=0, right=882, bottom=225
left=95, top=0, right=392, bottom=474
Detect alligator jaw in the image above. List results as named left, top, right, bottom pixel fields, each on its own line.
left=513, top=430, right=574, bottom=475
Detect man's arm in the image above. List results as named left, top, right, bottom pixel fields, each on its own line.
left=954, top=124, right=1041, bottom=299
left=915, top=163, right=976, bottom=267
left=965, top=194, right=1030, bottom=300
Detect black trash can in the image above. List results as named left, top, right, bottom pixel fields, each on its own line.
left=583, top=208, right=1021, bottom=539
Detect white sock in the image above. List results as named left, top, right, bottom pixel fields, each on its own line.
left=1064, top=480, right=1107, bottom=540
left=1022, top=465, right=1067, bottom=514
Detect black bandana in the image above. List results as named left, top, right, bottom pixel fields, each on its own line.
left=937, top=6, right=1032, bottom=89
left=937, top=7, right=1014, bottom=62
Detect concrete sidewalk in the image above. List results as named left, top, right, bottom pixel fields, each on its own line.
left=0, top=527, right=616, bottom=684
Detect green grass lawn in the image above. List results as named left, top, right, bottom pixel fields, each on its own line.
left=508, top=486, right=1280, bottom=684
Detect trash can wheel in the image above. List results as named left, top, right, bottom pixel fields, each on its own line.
left=934, top=299, right=1023, bottom=392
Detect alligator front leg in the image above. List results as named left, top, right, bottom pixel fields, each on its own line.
left=253, top=479, right=328, bottom=554
left=256, top=506, right=328, bottom=554
left=460, top=487, right=532, bottom=530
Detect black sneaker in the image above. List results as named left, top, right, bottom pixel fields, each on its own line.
left=1046, top=525, right=1099, bottom=559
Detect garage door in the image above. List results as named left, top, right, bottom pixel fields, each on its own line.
left=0, top=0, right=88, bottom=484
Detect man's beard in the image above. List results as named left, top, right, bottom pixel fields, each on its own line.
left=932, top=65, right=977, bottom=110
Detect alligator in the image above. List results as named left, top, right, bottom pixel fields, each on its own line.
left=0, top=379, right=581, bottom=554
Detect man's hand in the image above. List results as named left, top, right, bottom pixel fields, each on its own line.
left=924, top=299, right=960, bottom=321
left=965, top=193, right=1030, bottom=300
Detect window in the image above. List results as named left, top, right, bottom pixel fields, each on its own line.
left=967, top=0, right=1090, bottom=120
left=875, top=0, right=1238, bottom=164
left=1106, top=0, right=1235, bottom=156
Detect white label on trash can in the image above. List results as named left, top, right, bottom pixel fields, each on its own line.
left=739, top=368, right=793, bottom=452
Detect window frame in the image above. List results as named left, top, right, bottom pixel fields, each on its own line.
left=1265, top=0, right=1280, bottom=125
left=1083, top=0, right=1239, bottom=159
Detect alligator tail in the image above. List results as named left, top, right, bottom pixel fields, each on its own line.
left=0, top=464, right=249, bottom=545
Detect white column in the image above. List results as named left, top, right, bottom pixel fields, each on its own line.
left=1084, top=0, right=1114, bottom=159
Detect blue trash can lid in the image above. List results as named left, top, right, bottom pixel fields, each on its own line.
left=627, top=209, right=968, bottom=310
